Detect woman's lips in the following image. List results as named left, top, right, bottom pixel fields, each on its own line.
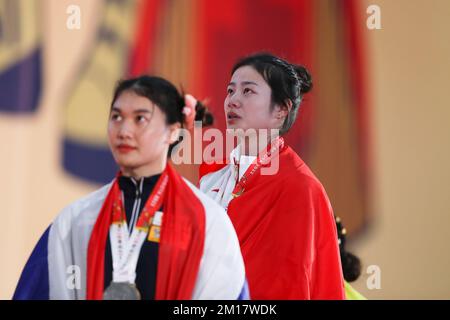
left=117, top=145, right=136, bottom=153
left=227, top=112, right=241, bottom=124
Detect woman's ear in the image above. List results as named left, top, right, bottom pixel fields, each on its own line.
left=282, top=99, right=293, bottom=117
left=273, top=100, right=292, bottom=119
left=167, top=122, right=182, bottom=144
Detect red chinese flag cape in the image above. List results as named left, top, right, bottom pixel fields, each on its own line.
left=87, top=164, right=205, bottom=300
left=200, top=145, right=345, bottom=299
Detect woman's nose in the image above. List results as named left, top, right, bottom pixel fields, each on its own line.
left=227, top=95, right=241, bottom=109
left=118, top=121, right=133, bottom=139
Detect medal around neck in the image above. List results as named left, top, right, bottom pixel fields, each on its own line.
left=103, top=282, right=141, bottom=300
left=105, top=174, right=168, bottom=301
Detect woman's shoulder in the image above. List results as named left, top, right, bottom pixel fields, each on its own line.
left=51, top=182, right=113, bottom=233
left=65, top=182, right=112, bottom=213
left=272, top=148, right=334, bottom=219
left=278, top=146, right=326, bottom=192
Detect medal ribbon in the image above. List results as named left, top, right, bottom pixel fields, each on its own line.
left=231, top=136, right=284, bottom=198
left=110, top=169, right=169, bottom=284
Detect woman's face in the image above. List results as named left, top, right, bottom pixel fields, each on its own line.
left=108, top=90, right=179, bottom=177
left=224, top=65, right=281, bottom=132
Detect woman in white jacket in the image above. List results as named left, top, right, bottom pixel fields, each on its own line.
left=13, top=75, right=248, bottom=300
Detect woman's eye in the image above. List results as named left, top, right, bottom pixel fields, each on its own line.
left=243, top=88, right=253, bottom=94
left=227, top=88, right=234, bottom=95
left=111, top=114, right=121, bottom=121
left=136, top=115, right=147, bottom=123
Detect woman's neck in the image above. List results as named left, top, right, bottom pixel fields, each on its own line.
left=239, top=132, right=279, bottom=156
left=121, top=159, right=167, bottom=180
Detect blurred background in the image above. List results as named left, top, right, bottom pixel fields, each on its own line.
left=1, top=0, right=449, bottom=299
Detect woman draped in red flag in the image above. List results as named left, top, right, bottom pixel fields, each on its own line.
left=14, top=76, right=248, bottom=300
left=198, top=53, right=345, bottom=299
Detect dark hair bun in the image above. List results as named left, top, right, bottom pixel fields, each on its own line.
left=341, top=252, right=362, bottom=282
left=194, top=100, right=214, bottom=127
left=293, top=65, right=313, bottom=95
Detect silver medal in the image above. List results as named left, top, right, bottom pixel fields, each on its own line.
left=103, top=282, right=141, bottom=300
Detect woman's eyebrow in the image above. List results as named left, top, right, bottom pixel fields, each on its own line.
left=133, top=109, right=152, bottom=114
left=111, top=107, right=152, bottom=114
left=228, top=81, right=258, bottom=87
left=241, top=81, right=258, bottom=86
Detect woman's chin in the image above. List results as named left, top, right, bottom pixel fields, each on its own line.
left=115, top=159, right=139, bottom=172
left=226, top=122, right=246, bottom=131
